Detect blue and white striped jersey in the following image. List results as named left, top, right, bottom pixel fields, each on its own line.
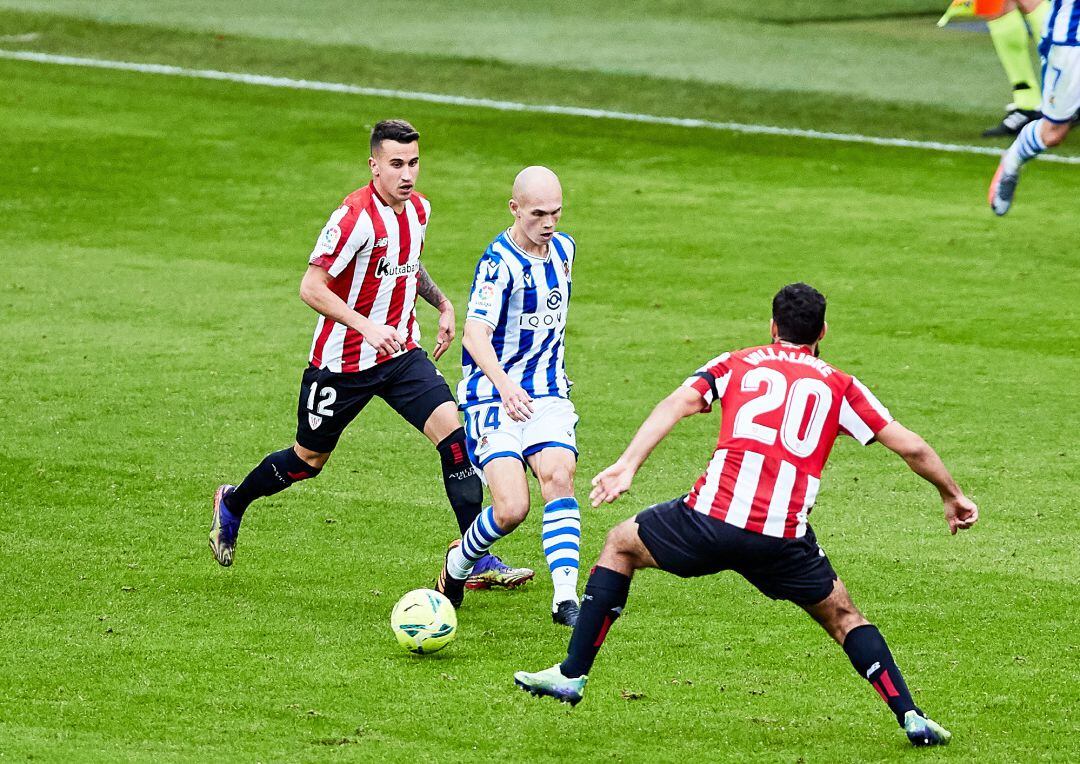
left=458, top=229, right=575, bottom=407
left=1044, top=0, right=1080, bottom=47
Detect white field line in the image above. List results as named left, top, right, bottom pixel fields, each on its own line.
left=3, top=48, right=1079, bottom=166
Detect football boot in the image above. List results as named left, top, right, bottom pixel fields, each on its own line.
left=435, top=539, right=467, bottom=608
left=209, top=484, right=240, bottom=567
left=552, top=600, right=580, bottom=627
left=903, top=710, right=952, bottom=747
left=982, top=106, right=1041, bottom=138
left=466, top=554, right=535, bottom=590
left=988, top=160, right=1020, bottom=216
left=514, top=664, right=588, bottom=706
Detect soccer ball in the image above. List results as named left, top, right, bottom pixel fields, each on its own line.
left=390, top=588, right=457, bottom=654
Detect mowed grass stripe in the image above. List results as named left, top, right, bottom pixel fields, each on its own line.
left=0, top=55, right=1077, bottom=762
left=5, top=48, right=1080, bottom=166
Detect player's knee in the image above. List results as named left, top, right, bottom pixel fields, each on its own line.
left=293, top=444, right=331, bottom=471
left=492, top=499, right=529, bottom=531
left=603, top=519, right=638, bottom=555
left=1043, top=123, right=1069, bottom=147
left=539, top=466, right=574, bottom=502
left=813, top=581, right=867, bottom=641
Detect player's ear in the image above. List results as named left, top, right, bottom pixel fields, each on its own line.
left=818, top=322, right=828, bottom=342
left=769, top=318, right=778, bottom=341
left=368, top=155, right=378, bottom=176
left=508, top=198, right=519, bottom=217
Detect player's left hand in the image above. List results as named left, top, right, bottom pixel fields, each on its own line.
left=433, top=301, right=456, bottom=361
left=944, top=494, right=978, bottom=535
left=590, top=461, right=635, bottom=507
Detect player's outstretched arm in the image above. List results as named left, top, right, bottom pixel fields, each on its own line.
left=416, top=264, right=455, bottom=360
left=874, top=421, right=979, bottom=535
left=461, top=319, right=534, bottom=421
left=299, top=265, right=405, bottom=356
left=590, top=386, right=708, bottom=507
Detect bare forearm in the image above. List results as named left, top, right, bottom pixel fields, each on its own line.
left=300, top=275, right=371, bottom=333
left=902, top=444, right=962, bottom=500
left=462, top=324, right=513, bottom=389
left=616, top=398, right=688, bottom=471
left=416, top=264, right=449, bottom=310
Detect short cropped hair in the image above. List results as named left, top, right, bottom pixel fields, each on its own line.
left=772, top=283, right=827, bottom=345
left=370, top=119, right=419, bottom=154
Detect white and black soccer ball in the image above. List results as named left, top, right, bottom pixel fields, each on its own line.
left=390, top=588, right=457, bottom=654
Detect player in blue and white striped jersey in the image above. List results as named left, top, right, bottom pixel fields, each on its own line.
left=990, top=0, right=1080, bottom=214
left=435, top=166, right=583, bottom=627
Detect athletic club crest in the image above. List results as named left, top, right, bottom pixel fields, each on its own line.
left=308, top=413, right=323, bottom=430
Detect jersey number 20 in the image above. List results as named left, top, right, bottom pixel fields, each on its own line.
left=732, top=368, right=832, bottom=458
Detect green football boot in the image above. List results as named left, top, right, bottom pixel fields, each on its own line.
left=904, top=710, right=952, bottom=746
left=513, top=664, right=587, bottom=706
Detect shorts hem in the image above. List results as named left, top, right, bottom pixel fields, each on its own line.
left=1040, top=112, right=1075, bottom=124
left=294, top=433, right=339, bottom=453
left=522, top=441, right=578, bottom=458
left=477, top=451, right=526, bottom=469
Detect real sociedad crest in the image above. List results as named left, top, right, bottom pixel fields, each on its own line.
left=308, top=413, right=323, bottom=430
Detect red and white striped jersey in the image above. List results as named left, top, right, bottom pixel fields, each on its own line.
left=682, top=343, right=893, bottom=539
left=306, top=182, right=430, bottom=373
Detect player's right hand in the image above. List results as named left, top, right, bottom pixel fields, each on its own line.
left=944, top=494, right=979, bottom=535
left=363, top=324, right=407, bottom=356
left=590, top=461, right=634, bottom=507
left=499, top=382, right=534, bottom=422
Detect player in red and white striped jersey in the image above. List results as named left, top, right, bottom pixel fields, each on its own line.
left=681, top=341, right=894, bottom=540
left=208, top=120, right=532, bottom=589
left=515, top=283, right=978, bottom=747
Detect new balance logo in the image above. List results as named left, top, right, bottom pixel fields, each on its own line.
left=374, top=236, right=389, bottom=248
left=865, top=661, right=881, bottom=679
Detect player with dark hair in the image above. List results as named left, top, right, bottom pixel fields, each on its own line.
left=209, top=119, right=533, bottom=589
left=514, top=283, right=979, bottom=747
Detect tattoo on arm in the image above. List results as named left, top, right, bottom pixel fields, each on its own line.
left=416, top=264, right=448, bottom=309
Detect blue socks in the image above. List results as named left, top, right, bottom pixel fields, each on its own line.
left=448, top=505, right=507, bottom=579
left=543, top=497, right=581, bottom=607
left=1003, top=118, right=1047, bottom=174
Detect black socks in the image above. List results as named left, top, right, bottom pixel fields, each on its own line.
left=843, top=624, right=920, bottom=726
left=561, top=566, right=632, bottom=678
left=226, top=447, right=321, bottom=517
left=437, top=428, right=483, bottom=535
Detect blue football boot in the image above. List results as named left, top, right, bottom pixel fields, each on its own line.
left=209, top=484, right=240, bottom=567
left=466, top=554, right=535, bottom=590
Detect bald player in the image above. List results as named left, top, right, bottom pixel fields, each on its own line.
left=435, top=167, right=583, bottom=627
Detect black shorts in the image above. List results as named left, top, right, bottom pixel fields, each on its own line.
left=636, top=497, right=838, bottom=606
left=295, top=348, right=455, bottom=453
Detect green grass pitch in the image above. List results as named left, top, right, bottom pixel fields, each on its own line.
left=0, top=6, right=1077, bottom=762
